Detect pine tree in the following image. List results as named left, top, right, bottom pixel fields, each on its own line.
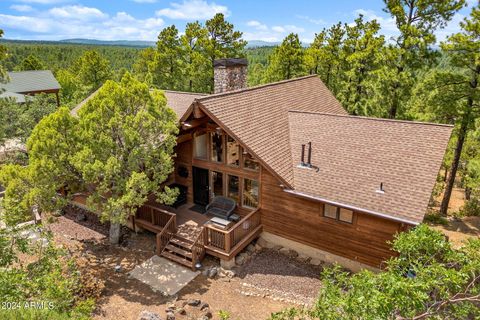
left=73, top=50, right=112, bottom=93
left=264, top=33, right=306, bottom=82
left=17, top=54, right=46, bottom=71
left=153, top=25, right=183, bottom=90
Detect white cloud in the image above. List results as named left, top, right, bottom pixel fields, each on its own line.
left=272, top=25, right=304, bottom=33
left=0, top=6, right=165, bottom=41
left=246, top=20, right=267, bottom=31
left=49, top=5, right=107, bottom=20
left=18, top=0, right=68, bottom=4
left=156, top=0, right=229, bottom=19
left=10, top=4, right=34, bottom=12
left=296, top=15, right=325, bottom=25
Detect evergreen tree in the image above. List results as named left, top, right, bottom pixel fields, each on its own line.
left=264, top=33, right=306, bottom=82
left=17, top=54, right=46, bottom=71
left=153, top=25, right=183, bottom=90
left=382, top=0, right=466, bottom=118
left=408, top=6, right=479, bottom=216
left=73, top=50, right=112, bottom=93
left=0, top=29, right=7, bottom=84
left=180, top=21, right=210, bottom=92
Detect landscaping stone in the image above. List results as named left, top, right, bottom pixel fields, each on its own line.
left=256, top=237, right=268, bottom=248
left=187, top=299, right=201, bottom=307
left=203, top=309, right=213, bottom=319
left=246, top=244, right=255, bottom=253
left=208, top=267, right=217, bottom=278
left=254, top=243, right=262, bottom=251
left=235, top=255, right=246, bottom=265
left=272, top=245, right=283, bottom=251
left=165, top=312, right=175, bottom=320
left=279, top=247, right=290, bottom=255
left=200, top=302, right=209, bottom=311
left=138, top=310, right=162, bottom=320
left=297, top=254, right=310, bottom=263
left=310, top=258, right=322, bottom=266
left=288, top=249, right=299, bottom=258
left=175, top=308, right=186, bottom=315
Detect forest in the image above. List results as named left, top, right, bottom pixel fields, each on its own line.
left=0, top=1, right=479, bottom=319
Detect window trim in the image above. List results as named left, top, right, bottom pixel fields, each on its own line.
left=323, top=204, right=354, bottom=224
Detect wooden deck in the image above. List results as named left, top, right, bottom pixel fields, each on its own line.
left=134, top=203, right=262, bottom=266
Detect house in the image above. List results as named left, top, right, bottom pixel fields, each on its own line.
left=0, top=70, right=61, bottom=106
left=73, top=58, right=452, bottom=271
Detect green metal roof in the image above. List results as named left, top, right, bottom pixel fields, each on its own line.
left=0, top=70, right=60, bottom=94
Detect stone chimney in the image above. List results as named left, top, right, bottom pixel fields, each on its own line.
left=213, top=58, right=248, bottom=94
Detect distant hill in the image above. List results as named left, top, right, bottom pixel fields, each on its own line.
left=1, top=38, right=282, bottom=49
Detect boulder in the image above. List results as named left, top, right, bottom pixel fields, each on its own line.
left=254, top=243, right=262, bottom=252
left=208, top=267, right=217, bottom=278
left=235, top=255, right=246, bottom=265
left=256, top=238, right=268, bottom=248
left=138, top=310, right=162, bottom=320
left=310, top=258, right=322, bottom=266
left=187, top=299, right=201, bottom=307
left=279, top=247, right=290, bottom=256
left=165, top=312, right=175, bottom=320
left=175, top=308, right=186, bottom=315
left=200, top=302, right=209, bottom=311
left=288, top=249, right=299, bottom=258
left=296, top=254, right=310, bottom=263
left=203, top=309, right=213, bottom=319
left=246, top=244, right=255, bottom=253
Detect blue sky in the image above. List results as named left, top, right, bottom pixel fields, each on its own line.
left=0, top=0, right=477, bottom=43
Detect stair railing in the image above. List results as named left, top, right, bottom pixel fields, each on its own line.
left=191, top=227, right=206, bottom=269
left=156, top=214, right=177, bottom=255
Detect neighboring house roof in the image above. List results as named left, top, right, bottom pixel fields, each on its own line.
left=71, top=88, right=205, bottom=119
left=0, top=91, right=26, bottom=103
left=192, top=75, right=346, bottom=187
left=1, top=70, right=60, bottom=94
left=287, top=111, right=452, bottom=224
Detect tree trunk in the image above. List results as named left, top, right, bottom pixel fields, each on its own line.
left=109, top=222, right=121, bottom=244
left=440, top=108, right=471, bottom=216
left=465, top=187, right=471, bottom=201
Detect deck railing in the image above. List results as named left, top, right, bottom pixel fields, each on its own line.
left=191, top=227, right=206, bottom=266
left=136, top=204, right=175, bottom=229
left=204, top=208, right=261, bottom=258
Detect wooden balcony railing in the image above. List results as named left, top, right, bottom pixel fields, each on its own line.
left=135, top=204, right=176, bottom=233
left=204, top=208, right=262, bottom=258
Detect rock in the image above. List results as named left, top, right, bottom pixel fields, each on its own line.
left=166, top=312, right=175, bottom=320
left=208, top=267, right=217, bottom=278
left=75, top=213, right=87, bottom=222
left=220, top=269, right=236, bottom=278
left=246, top=244, right=255, bottom=253
left=272, top=245, right=283, bottom=251
left=138, top=310, right=162, bottom=320
left=175, top=307, right=186, bottom=315
left=203, top=309, right=213, bottom=319
left=179, top=300, right=188, bottom=307
left=187, top=299, right=201, bottom=307
left=310, top=258, right=322, bottom=266
left=235, top=255, right=246, bottom=265
left=254, top=243, right=262, bottom=252
left=256, top=238, right=268, bottom=248
left=288, top=249, right=299, bottom=258
left=200, top=302, right=209, bottom=311
left=279, top=247, right=290, bottom=256
left=165, top=303, right=176, bottom=312
left=297, top=254, right=310, bottom=263
left=114, top=265, right=122, bottom=272
left=202, top=269, right=210, bottom=276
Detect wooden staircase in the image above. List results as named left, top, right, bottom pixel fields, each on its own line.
left=160, top=234, right=196, bottom=269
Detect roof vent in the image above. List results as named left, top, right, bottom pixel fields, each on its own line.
left=376, top=182, right=385, bottom=194
left=299, top=142, right=319, bottom=172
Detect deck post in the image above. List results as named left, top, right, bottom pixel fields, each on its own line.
left=150, top=207, right=154, bottom=224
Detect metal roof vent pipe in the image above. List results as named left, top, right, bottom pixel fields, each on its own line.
left=376, top=182, right=385, bottom=194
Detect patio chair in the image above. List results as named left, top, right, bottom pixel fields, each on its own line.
left=205, top=196, right=236, bottom=220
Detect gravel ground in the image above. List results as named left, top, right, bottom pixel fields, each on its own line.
left=237, top=249, right=324, bottom=306
left=47, top=206, right=109, bottom=241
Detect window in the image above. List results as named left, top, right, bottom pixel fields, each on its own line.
left=243, top=178, right=259, bottom=208
left=210, top=132, right=224, bottom=162
left=323, top=204, right=353, bottom=224
left=339, top=208, right=353, bottom=223
left=226, top=135, right=240, bottom=167
left=324, top=204, right=338, bottom=219
left=194, top=132, right=208, bottom=159
left=243, top=152, right=259, bottom=171
left=212, top=171, right=223, bottom=197
left=227, top=175, right=239, bottom=203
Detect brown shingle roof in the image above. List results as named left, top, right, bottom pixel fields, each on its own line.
left=195, top=75, right=347, bottom=186
left=71, top=88, right=206, bottom=118
left=163, top=90, right=206, bottom=118
left=288, top=111, right=453, bottom=224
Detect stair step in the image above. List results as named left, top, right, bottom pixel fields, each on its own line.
left=165, top=244, right=193, bottom=259
left=169, top=236, right=194, bottom=249
left=161, top=251, right=193, bottom=269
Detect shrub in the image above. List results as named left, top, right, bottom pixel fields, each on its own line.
left=270, top=225, right=480, bottom=320
left=459, top=197, right=480, bottom=216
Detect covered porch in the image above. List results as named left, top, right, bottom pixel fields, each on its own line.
left=133, top=203, right=262, bottom=270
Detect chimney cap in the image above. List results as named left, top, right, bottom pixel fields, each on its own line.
left=214, top=58, right=248, bottom=68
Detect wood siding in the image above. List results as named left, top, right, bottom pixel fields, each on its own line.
left=259, top=169, right=410, bottom=267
